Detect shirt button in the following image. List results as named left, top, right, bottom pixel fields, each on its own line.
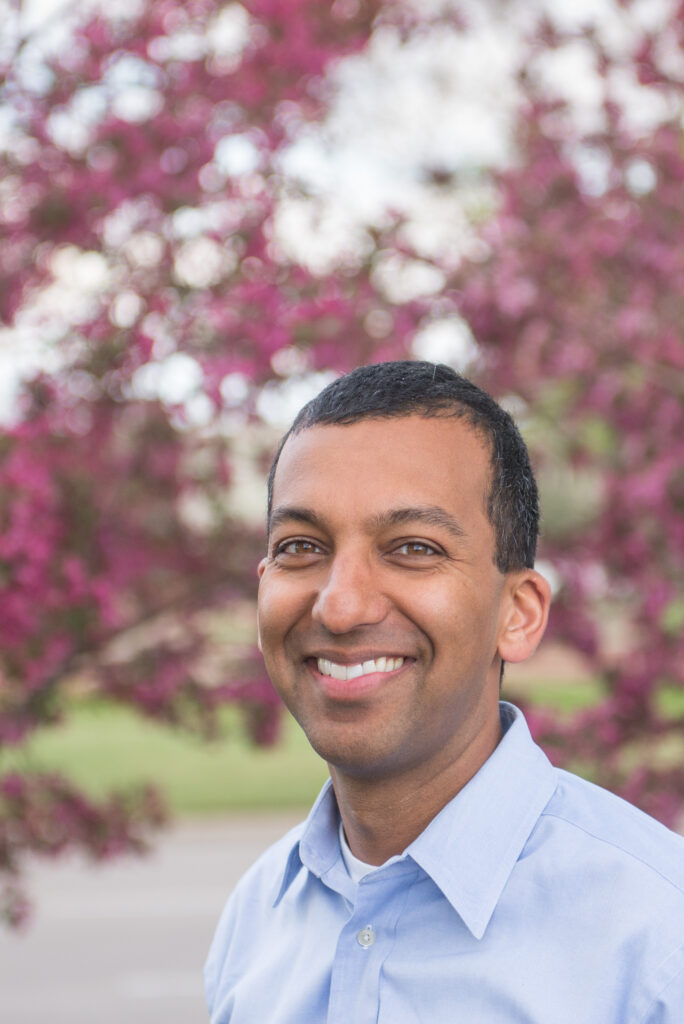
left=357, top=925, right=375, bottom=948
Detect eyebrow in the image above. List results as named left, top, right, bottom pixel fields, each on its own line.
left=370, top=506, right=468, bottom=540
left=268, top=504, right=467, bottom=541
left=269, top=505, right=326, bottom=535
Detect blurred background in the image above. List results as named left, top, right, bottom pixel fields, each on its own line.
left=1, top=0, right=683, bottom=1019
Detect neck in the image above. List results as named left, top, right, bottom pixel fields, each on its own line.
left=330, top=711, right=502, bottom=865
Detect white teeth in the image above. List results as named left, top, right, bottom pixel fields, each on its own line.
left=316, top=657, right=405, bottom=680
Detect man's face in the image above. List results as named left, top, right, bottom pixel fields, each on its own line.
left=258, top=415, right=523, bottom=786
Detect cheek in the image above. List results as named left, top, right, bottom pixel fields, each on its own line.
left=257, top=574, right=308, bottom=648
left=417, top=586, right=500, bottom=656
left=256, top=587, right=279, bottom=652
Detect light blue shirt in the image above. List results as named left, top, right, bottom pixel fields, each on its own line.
left=205, top=703, right=684, bottom=1023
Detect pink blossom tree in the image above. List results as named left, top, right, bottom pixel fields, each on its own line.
left=0, top=0, right=682, bottom=924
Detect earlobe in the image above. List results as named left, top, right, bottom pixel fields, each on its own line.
left=497, top=570, right=551, bottom=665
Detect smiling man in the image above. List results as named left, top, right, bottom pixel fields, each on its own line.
left=205, top=362, right=684, bottom=1024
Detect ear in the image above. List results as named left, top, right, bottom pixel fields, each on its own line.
left=497, top=569, right=551, bottom=664
left=256, top=558, right=268, bottom=652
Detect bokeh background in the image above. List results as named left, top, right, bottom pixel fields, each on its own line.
left=1, top=0, right=683, bottom=1019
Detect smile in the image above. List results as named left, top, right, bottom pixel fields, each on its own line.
left=316, top=657, right=405, bottom=681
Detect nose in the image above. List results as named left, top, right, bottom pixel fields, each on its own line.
left=311, top=550, right=389, bottom=635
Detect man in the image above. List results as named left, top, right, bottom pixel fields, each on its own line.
left=205, top=361, right=684, bottom=1023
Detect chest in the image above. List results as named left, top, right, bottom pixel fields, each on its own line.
left=209, top=871, right=644, bottom=1024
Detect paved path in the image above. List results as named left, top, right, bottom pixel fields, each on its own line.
left=0, top=814, right=303, bottom=1024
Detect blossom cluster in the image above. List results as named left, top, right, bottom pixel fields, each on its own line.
left=1, top=0, right=423, bottom=921
left=452, top=5, right=684, bottom=824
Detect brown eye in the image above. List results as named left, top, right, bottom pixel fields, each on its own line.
left=275, top=539, right=323, bottom=557
left=394, top=541, right=438, bottom=556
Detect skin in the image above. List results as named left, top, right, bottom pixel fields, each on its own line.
left=258, top=415, right=551, bottom=865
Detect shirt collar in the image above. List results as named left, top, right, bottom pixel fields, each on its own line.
left=274, top=778, right=341, bottom=906
left=407, top=702, right=557, bottom=938
left=275, top=703, right=557, bottom=939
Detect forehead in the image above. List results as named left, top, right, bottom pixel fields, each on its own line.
left=271, top=416, right=492, bottom=521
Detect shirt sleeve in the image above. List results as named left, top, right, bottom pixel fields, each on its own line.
left=204, top=888, right=240, bottom=1016
left=639, top=947, right=684, bottom=1024
left=203, top=828, right=304, bottom=1020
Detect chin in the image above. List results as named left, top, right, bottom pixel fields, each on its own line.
left=311, top=736, right=418, bottom=784
left=304, top=729, right=381, bottom=776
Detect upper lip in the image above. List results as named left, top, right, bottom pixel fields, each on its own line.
left=305, top=651, right=413, bottom=665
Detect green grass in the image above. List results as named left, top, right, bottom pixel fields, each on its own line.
left=5, top=679, right=681, bottom=816
left=505, top=678, right=602, bottom=714
left=656, top=686, right=684, bottom=719
left=4, top=681, right=598, bottom=816
left=506, top=678, right=684, bottom=719
left=2, top=699, right=329, bottom=814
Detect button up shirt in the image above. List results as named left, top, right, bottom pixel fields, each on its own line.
left=205, top=703, right=684, bottom=1023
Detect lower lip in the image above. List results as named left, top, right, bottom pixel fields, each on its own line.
left=308, top=659, right=410, bottom=700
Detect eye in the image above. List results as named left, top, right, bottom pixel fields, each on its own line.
left=393, top=541, right=440, bottom=557
left=274, top=538, right=324, bottom=558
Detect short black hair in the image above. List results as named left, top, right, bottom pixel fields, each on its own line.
left=266, top=361, right=539, bottom=573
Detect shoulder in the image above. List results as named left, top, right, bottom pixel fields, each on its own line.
left=540, top=768, right=684, bottom=895
left=516, top=770, right=684, bottom=1017
left=204, top=820, right=306, bottom=1008
left=218, top=819, right=306, bottom=913
left=532, top=770, right=684, bottom=913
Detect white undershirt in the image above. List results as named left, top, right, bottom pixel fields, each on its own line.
left=338, top=820, right=382, bottom=884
